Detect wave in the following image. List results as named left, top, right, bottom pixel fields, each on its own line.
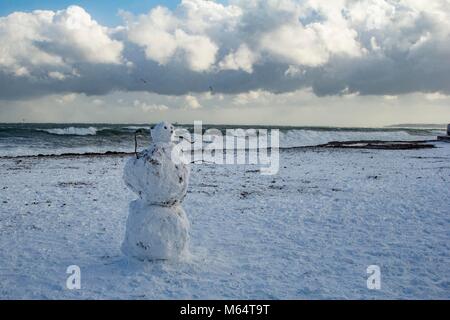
left=0, top=125, right=443, bottom=157
left=279, top=129, right=438, bottom=148
left=38, top=126, right=98, bottom=136
left=122, top=126, right=151, bottom=131
left=4, top=124, right=442, bottom=139
left=35, top=126, right=152, bottom=136
left=182, top=128, right=439, bottom=151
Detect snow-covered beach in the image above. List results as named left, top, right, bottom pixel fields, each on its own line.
left=2, top=0, right=450, bottom=304
left=1, top=140, right=449, bottom=299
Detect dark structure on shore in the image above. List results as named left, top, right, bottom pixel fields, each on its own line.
left=437, top=124, right=450, bottom=142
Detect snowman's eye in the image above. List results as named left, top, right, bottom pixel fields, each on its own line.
left=164, top=126, right=167, bottom=129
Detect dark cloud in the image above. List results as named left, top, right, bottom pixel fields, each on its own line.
left=1, top=0, right=450, bottom=101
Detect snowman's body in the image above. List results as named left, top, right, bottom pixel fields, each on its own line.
left=123, top=143, right=189, bottom=207
left=122, top=122, right=190, bottom=260
left=121, top=201, right=190, bottom=260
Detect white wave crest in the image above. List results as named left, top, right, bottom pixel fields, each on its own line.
left=122, top=126, right=151, bottom=131
left=279, top=129, right=434, bottom=148
left=183, top=129, right=436, bottom=150
left=38, top=127, right=98, bottom=136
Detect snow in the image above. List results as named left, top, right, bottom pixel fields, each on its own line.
left=150, top=121, right=175, bottom=144
left=0, top=142, right=449, bottom=299
left=121, top=202, right=190, bottom=261
left=123, top=145, right=189, bottom=206
left=121, top=121, right=190, bottom=261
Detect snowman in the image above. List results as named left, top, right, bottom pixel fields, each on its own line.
left=122, top=121, right=190, bottom=260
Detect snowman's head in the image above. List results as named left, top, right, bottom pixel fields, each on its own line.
left=151, top=121, right=174, bottom=144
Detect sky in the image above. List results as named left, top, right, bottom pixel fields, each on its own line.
left=0, top=0, right=449, bottom=126
left=0, top=0, right=181, bottom=26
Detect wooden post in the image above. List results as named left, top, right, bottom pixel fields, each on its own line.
left=134, top=131, right=139, bottom=159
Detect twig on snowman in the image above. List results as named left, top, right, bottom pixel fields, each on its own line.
left=174, top=136, right=217, bottom=164
left=175, top=135, right=196, bottom=144
left=134, top=130, right=212, bottom=163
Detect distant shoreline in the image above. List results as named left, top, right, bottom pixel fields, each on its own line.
left=0, top=139, right=437, bottom=160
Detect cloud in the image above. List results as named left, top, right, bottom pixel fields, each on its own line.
left=126, top=6, right=178, bottom=65
left=1, top=0, right=450, bottom=101
left=184, top=94, right=202, bottom=109
left=232, top=90, right=273, bottom=105
left=4, top=88, right=450, bottom=126
left=126, top=6, right=218, bottom=71
left=259, top=1, right=363, bottom=67
left=0, top=5, right=123, bottom=75
left=425, top=92, right=448, bottom=100
left=55, top=92, right=77, bottom=104
left=219, top=44, right=258, bottom=73
left=92, top=98, right=104, bottom=106
left=48, top=71, right=66, bottom=80
left=133, top=99, right=169, bottom=112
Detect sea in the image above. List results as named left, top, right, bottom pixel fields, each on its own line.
left=0, top=123, right=445, bottom=157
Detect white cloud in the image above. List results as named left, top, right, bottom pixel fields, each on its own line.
left=284, top=65, right=306, bottom=77
left=175, top=29, right=218, bottom=72
left=184, top=95, right=202, bottom=109
left=370, top=36, right=381, bottom=51
left=232, top=90, right=272, bottom=105
left=219, top=44, right=257, bottom=73
left=47, top=6, right=123, bottom=64
left=126, top=4, right=218, bottom=71
left=126, top=6, right=178, bottom=65
left=141, top=104, right=169, bottom=112
left=14, top=67, right=30, bottom=77
left=0, top=6, right=123, bottom=77
left=133, top=99, right=169, bottom=112
left=55, top=93, right=77, bottom=104
left=48, top=71, right=66, bottom=80
left=1, top=0, right=450, bottom=99
left=348, top=0, right=396, bottom=30
left=179, top=0, right=242, bottom=34
left=261, top=24, right=330, bottom=67
left=92, top=98, right=104, bottom=106
left=424, top=92, right=448, bottom=100
left=4, top=87, right=450, bottom=126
